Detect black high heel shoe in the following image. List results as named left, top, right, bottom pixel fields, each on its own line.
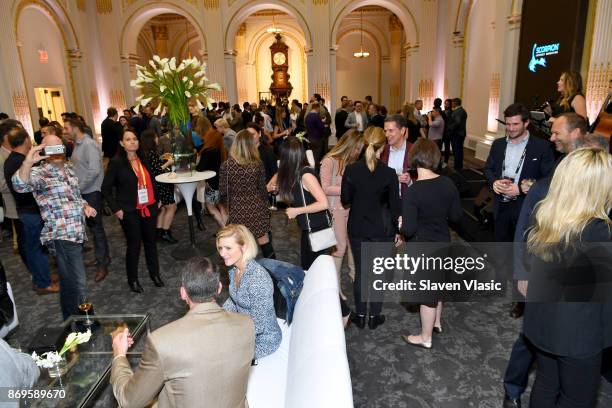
left=151, top=275, right=165, bottom=287
left=129, top=280, right=144, bottom=293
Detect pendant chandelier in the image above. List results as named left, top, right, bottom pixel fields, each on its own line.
left=353, top=9, right=370, bottom=58
left=267, top=14, right=283, bottom=34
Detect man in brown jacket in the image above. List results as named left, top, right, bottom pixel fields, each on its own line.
left=111, top=258, right=255, bottom=408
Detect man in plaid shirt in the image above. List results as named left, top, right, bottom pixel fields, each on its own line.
left=12, top=131, right=96, bottom=318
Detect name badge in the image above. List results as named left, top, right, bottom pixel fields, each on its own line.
left=137, top=188, right=149, bottom=205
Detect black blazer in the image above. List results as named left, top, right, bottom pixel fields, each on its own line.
left=102, top=156, right=158, bottom=213
left=483, top=135, right=555, bottom=216
left=341, top=159, right=401, bottom=239
left=101, top=118, right=123, bottom=158
left=523, top=219, right=612, bottom=358
left=448, top=107, right=467, bottom=139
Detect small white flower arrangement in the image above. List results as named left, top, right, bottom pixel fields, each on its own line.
left=130, top=55, right=221, bottom=127
left=31, top=329, right=92, bottom=368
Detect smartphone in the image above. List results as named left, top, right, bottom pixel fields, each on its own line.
left=44, top=145, right=66, bottom=156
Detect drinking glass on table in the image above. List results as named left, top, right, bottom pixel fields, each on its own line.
left=78, top=295, right=93, bottom=326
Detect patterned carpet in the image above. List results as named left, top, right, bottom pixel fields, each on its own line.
left=3, top=206, right=612, bottom=407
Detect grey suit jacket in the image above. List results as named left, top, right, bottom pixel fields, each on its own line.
left=0, top=339, right=39, bottom=408
left=111, top=302, right=255, bottom=408
left=345, top=111, right=368, bottom=131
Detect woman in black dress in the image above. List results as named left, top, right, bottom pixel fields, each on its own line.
left=341, top=126, right=402, bottom=330
left=400, top=139, right=463, bottom=349
left=139, top=129, right=177, bottom=244
left=102, top=129, right=164, bottom=293
left=197, top=128, right=227, bottom=227
left=275, top=136, right=352, bottom=326
left=546, top=70, right=588, bottom=120
left=523, top=148, right=612, bottom=406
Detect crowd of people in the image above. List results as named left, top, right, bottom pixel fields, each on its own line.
left=1, top=68, right=611, bottom=407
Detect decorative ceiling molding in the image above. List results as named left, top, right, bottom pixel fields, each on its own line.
left=96, top=0, right=112, bottom=14
left=203, top=0, right=219, bottom=9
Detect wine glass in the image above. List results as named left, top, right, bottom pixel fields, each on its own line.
left=78, top=295, right=93, bottom=327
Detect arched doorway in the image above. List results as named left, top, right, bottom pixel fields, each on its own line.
left=233, top=10, right=308, bottom=104
left=331, top=1, right=417, bottom=113
left=136, top=14, right=203, bottom=67
left=120, top=1, right=207, bottom=104
left=14, top=0, right=79, bottom=134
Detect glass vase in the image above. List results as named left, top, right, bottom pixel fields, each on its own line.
left=47, top=357, right=67, bottom=378
left=170, top=123, right=196, bottom=177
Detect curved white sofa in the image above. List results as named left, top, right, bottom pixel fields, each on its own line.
left=247, top=255, right=353, bottom=408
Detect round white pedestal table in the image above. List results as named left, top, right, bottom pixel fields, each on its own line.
left=156, top=171, right=216, bottom=260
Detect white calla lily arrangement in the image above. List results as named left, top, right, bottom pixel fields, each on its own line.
left=130, top=55, right=221, bottom=128
left=31, top=329, right=92, bottom=368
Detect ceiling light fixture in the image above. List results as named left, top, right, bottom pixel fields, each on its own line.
left=353, top=9, right=370, bottom=58
left=267, top=14, right=283, bottom=34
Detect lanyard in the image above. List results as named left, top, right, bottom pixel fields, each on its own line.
left=129, top=158, right=147, bottom=188
left=502, top=142, right=528, bottom=177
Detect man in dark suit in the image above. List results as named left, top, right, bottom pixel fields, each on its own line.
left=305, top=102, right=326, bottom=166
left=502, top=112, right=593, bottom=408
left=381, top=114, right=413, bottom=198
left=447, top=98, right=468, bottom=169
left=101, top=107, right=122, bottom=169
left=484, top=103, right=555, bottom=243
left=334, top=96, right=350, bottom=139
left=33, top=117, right=49, bottom=145
left=111, top=257, right=255, bottom=408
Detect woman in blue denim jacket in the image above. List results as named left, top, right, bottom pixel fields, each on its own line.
left=217, top=224, right=281, bottom=359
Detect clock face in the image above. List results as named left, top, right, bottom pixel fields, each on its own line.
left=273, top=52, right=286, bottom=65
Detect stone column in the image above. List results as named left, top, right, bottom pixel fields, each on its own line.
left=493, top=3, right=521, bottom=134
left=151, top=25, right=169, bottom=58
left=120, top=54, right=139, bottom=105
left=585, top=0, right=612, bottom=122
left=235, top=23, right=248, bottom=104
left=68, top=49, right=94, bottom=127
left=0, top=2, right=31, bottom=133
left=224, top=50, right=238, bottom=104
left=389, top=15, right=403, bottom=112
left=446, top=33, right=464, bottom=99
left=403, top=43, right=421, bottom=102
left=329, top=45, right=338, bottom=117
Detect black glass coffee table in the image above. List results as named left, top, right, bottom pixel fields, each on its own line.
left=24, top=314, right=150, bottom=408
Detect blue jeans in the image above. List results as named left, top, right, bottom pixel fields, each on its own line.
left=82, top=191, right=110, bottom=268
left=53, top=240, right=87, bottom=319
left=18, top=212, right=51, bottom=289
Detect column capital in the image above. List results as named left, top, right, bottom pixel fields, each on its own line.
left=329, top=45, right=339, bottom=54
left=507, top=14, right=521, bottom=29
left=224, top=49, right=237, bottom=57
left=120, top=54, right=140, bottom=64
left=452, top=33, right=465, bottom=46
left=68, top=48, right=83, bottom=60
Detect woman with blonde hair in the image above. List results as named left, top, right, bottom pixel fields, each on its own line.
left=219, top=130, right=275, bottom=258
left=523, top=147, right=612, bottom=406
left=188, top=99, right=212, bottom=146
left=341, top=126, right=402, bottom=330
left=401, top=103, right=424, bottom=142
left=217, top=224, right=281, bottom=359
left=546, top=71, right=588, bottom=120
left=320, top=129, right=364, bottom=298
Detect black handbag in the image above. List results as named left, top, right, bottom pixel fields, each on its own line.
left=0, top=262, right=14, bottom=327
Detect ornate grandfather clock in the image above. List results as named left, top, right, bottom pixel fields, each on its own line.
left=269, top=33, right=293, bottom=99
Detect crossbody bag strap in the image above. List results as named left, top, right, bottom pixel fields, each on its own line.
left=298, top=175, right=312, bottom=233
left=299, top=172, right=332, bottom=232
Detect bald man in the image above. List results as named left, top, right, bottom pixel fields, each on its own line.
left=12, top=130, right=96, bottom=318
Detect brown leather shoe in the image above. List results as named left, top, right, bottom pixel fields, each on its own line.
left=95, top=267, right=108, bottom=283
left=36, top=282, right=60, bottom=295
left=84, top=259, right=97, bottom=268
left=50, top=273, right=59, bottom=283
